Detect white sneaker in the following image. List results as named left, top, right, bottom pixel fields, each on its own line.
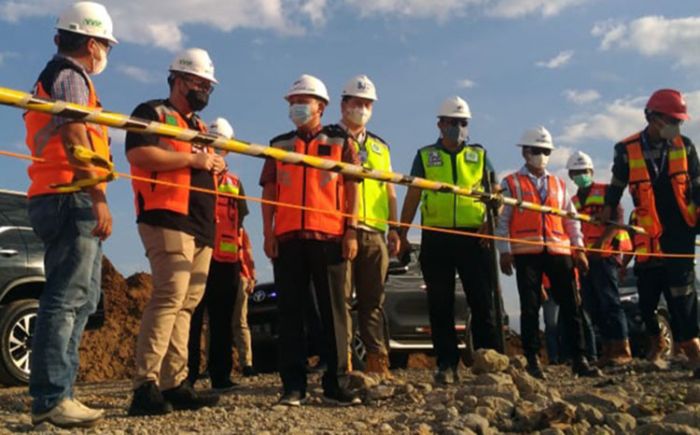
left=31, top=398, right=103, bottom=428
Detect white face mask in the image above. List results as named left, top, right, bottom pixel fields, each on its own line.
left=90, top=43, right=108, bottom=76
left=345, top=106, right=372, bottom=127
left=659, top=122, right=681, bottom=140
left=289, top=104, right=313, bottom=127
left=528, top=152, right=549, bottom=169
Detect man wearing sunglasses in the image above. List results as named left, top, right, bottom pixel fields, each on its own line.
left=497, top=127, right=601, bottom=380
left=399, top=96, right=501, bottom=385
left=600, top=89, right=700, bottom=375
left=126, top=48, right=225, bottom=416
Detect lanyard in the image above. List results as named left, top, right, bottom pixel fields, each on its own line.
left=640, top=131, right=668, bottom=182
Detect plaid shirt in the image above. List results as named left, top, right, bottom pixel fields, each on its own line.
left=48, top=54, right=90, bottom=129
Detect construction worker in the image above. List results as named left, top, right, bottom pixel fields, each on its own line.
left=566, top=151, right=633, bottom=367
left=496, top=126, right=601, bottom=380
left=334, top=75, right=399, bottom=379
left=126, top=48, right=224, bottom=416
left=600, top=89, right=700, bottom=374
left=24, top=2, right=116, bottom=428
left=399, top=96, right=501, bottom=385
left=187, top=117, right=249, bottom=391
left=260, top=74, right=361, bottom=406
left=235, top=227, right=257, bottom=377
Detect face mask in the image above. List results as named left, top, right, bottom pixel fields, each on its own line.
left=345, top=106, right=372, bottom=126
left=659, top=121, right=681, bottom=140
left=90, top=43, right=108, bottom=76
left=186, top=89, right=210, bottom=112
left=289, top=104, right=313, bottom=127
left=528, top=153, right=549, bottom=169
left=444, top=125, right=468, bottom=144
left=573, top=174, right=593, bottom=188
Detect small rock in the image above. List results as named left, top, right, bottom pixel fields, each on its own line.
left=576, top=403, right=604, bottom=425
left=461, top=413, right=490, bottom=434
left=459, top=385, right=520, bottom=402
left=473, top=373, right=513, bottom=386
left=541, top=401, right=576, bottom=427
left=426, top=390, right=454, bottom=405
left=541, top=428, right=566, bottom=435
left=565, top=391, right=629, bottom=413
left=271, top=405, right=288, bottom=413
left=664, top=410, right=700, bottom=427
left=475, top=405, right=495, bottom=420
left=605, top=412, right=637, bottom=434
left=686, top=385, right=700, bottom=404
left=368, top=385, right=396, bottom=400
left=634, top=422, right=700, bottom=435
left=352, top=421, right=368, bottom=431
left=460, top=394, right=478, bottom=409
left=346, top=371, right=379, bottom=390
left=415, top=422, right=433, bottom=435
left=418, top=383, right=433, bottom=392
left=511, top=369, right=546, bottom=395
left=472, top=349, right=510, bottom=374
left=379, top=423, right=393, bottom=434
left=510, top=355, right=528, bottom=370
left=478, top=396, right=514, bottom=417
left=513, top=401, right=542, bottom=432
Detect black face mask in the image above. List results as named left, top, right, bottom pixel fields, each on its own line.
left=186, top=89, right=209, bottom=112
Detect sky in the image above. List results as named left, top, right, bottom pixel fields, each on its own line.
left=1, top=0, right=699, bottom=325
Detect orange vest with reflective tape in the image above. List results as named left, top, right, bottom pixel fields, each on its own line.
left=629, top=211, right=662, bottom=264
left=505, top=172, right=571, bottom=255
left=272, top=126, right=346, bottom=237
left=130, top=102, right=213, bottom=216
left=25, top=58, right=110, bottom=198
left=572, top=182, right=632, bottom=257
left=625, top=132, right=696, bottom=239
left=213, top=172, right=241, bottom=263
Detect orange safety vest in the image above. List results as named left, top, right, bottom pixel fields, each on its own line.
left=505, top=172, right=572, bottom=256
left=572, top=182, right=632, bottom=257
left=629, top=211, right=662, bottom=264
left=625, top=132, right=696, bottom=239
left=272, top=126, right=347, bottom=237
left=130, top=101, right=214, bottom=216
left=25, top=57, right=110, bottom=198
left=212, top=172, right=241, bottom=263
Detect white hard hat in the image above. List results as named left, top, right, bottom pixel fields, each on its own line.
left=209, top=117, right=234, bottom=139
left=341, top=74, right=377, bottom=101
left=516, top=126, right=554, bottom=150
left=285, top=74, right=329, bottom=103
left=566, top=150, right=594, bottom=171
left=438, top=96, right=471, bottom=119
left=56, top=1, right=117, bottom=44
left=169, top=48, right=218, bottom=84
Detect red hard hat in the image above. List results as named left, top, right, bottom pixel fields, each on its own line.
left=646, top=89, right=690, bottom=120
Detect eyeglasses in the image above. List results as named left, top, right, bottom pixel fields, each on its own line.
left=92, top=38, right=113, bottom=54
left=659, top=114, right=683, bottom=126
left=441, top=118, right=468, bottom=127
left=181, top=74, right=214, bottom=94
left=526, top=147, right=551, bottom=156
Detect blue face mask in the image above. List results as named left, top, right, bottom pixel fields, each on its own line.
left=444, top=125, right=468, bottom=144
left=289, top=104, right=313, bottom=127
left=573, top=174, right=593, bottom=188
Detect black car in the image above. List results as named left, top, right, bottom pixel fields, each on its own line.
left=0, top=189, right=104, bottom=385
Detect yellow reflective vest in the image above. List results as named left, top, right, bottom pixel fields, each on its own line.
left=354, top=132, right=392, bottom=232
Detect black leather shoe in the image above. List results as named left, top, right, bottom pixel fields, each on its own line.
left=242, top=366, right=258, bottom=377
left=573, top=358, right=603, bottom=378
left=526, top=356, right=546, bottom=380
left=128, top=381, right=173, bottom=417
left=162, top=381, right=220, bottom=411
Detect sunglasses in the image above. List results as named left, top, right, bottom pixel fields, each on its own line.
left=526, top=147, right=551, bottom=156
left=181, top=74, right=215, bottom=94
left=658, top=114, right=683, bottom=126
left=92, top=38, right=113, bottom=54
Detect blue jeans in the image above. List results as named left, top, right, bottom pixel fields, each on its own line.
left=581, top=256, right=628, bottom=341
left=28, top=192, right=102, bottom=414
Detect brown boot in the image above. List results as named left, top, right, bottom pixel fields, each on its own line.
left=609, top=340, right=633, bottom=367
left=679, top=338, right=700, bottom=369
left=364, top=352, right=393, bottom=380
left=596, top=342, right=611, bottom=368
left=646, top=334, right=668, bottom=362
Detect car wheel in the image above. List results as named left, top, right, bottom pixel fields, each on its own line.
left=0, top=299, right=38, bottom=386
left=657, top=313, right=674, bottom=359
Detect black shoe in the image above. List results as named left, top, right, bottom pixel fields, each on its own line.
left=434, top=368, right=455, bottom=385
left=573, top=358, right=603, bottom=378
left=128, top=381, right=173, bottom=417
left=278, top=391, right=306, bottom=407
left=526, top=356, right=546, bottom=380
left=323, top=388, right=361, bottom=406
left=211, top=379, right=241, bottom=393
left=162, top=381, right=220, bottom=411
left=452, top=366, right=461, bottom=383
left=242, top=366, right=258, bottom=377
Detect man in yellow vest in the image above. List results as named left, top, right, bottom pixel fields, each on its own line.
left=497, top=127, right=601, bottom=380
left=566, top=151, right=633, bottom=367
left=399, top=96, right=500, bottom=384
left=24, top=2, right=116, bottom=428
left=600, top=89, right=700, bottom=374
left=126, top=48, right=224, bottom=416
left=334, top=75, right=400, bottom=379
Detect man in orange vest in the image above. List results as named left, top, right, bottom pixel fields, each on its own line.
left=24, top=2, right=116, bottom=428
left=187, top=118, right=249, bottom=391
left=260, top=74, right=361, bottom=406
left=125, top=48, right=225, bottom=416
left=566, top=151, right=633, bottom=367
left=496, top=126, right=601, bottom=380
left=600, top=89, right=700, bottom=373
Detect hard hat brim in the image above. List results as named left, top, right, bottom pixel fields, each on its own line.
left=169, top=68, right=219, bottom=84
left=285, top=92, right=329, bottom=104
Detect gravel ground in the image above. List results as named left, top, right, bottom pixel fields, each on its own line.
left=3, top=352, right=700, bottom=434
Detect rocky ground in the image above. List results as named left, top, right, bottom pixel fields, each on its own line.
left=2, top=351, right=700, bottom=434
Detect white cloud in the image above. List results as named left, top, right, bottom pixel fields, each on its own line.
left=343, top=0, right=481, bottom=21
left=116, top=64, right=158, bottom=84
left=536, top=50, right=573, bottom=69
left=592, top=16, right=700, bottom=68
left=549, top=145, right=573, bottom=169
left=563, top=89, right=601, bottom=105
left=456, top=78, right=476, bottom=89
left=0, top=51, right=17, bottom=67
left=486, top=0, right=589, bottom=19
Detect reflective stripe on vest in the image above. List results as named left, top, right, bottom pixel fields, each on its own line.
left=274, top=130, right=346, bottom=237
left=572, top=183, right=632, bottom=257
left=505, top=173, right=571, bottom=255
left=626, top=132, right=696, bottom=238
left=130, top=103, right=211, bottom=216
left=213, top=172, right=241, bottom=263
left=25, top=61, right=110, bottom=198
left=419, top=145, right=485, bottom=228
left=355, top=133, right=391, bottom=232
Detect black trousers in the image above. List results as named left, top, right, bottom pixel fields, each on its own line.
left=420, top=229, right=500, bottom=370
left=187, top=260, right=240, bottom=385
left=275, top=239, right=350, bottom=395
left=514, top=253, right=586, bottom=360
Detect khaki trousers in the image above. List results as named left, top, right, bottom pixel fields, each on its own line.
left=232, top=282, right=252, bottom=367
left=133, top=224, right=212, bottom=390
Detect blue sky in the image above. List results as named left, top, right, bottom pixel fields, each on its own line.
left=1, top=0, right=699, bottom=323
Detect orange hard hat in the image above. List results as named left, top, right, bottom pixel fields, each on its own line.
left=646, top=89, right=690, bottom=120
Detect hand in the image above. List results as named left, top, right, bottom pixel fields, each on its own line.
left=343, top=228, right=358, bottom=260
left=387, top=229, right=401, bottom=257
left=574, top=250, right=589, bottom=275
left=241, top=276, right=256, bottom=295
left=190, top=152, right=217, bottom=171
left=263, top=233, right=278, bottom=259
left=499, top=252, right=514, bottom=276
left=398, top=233, right=411, bottom=258
left=87, top=188, right=112, bottom=241
left=211, top=154, right=226, bottom=174
left=596, top=205, right=613, bottom=225
left=477, top=221, right=492, bottom=248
